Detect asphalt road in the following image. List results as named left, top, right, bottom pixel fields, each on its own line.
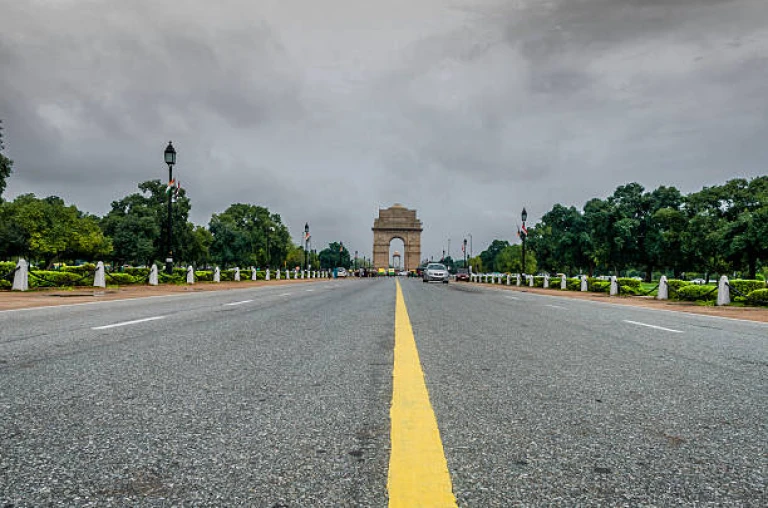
left=1, top=278, right=766, bottom=506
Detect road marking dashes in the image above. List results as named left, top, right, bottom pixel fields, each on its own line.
left=623, top=320, right=683, bottom=333
left=92, top=316, right=166, bottom=330
left=224, top=300, right=253, bottom=306
left=546, top=304, right=566, bottom=309
left=280, top=293, right=292, bottom=297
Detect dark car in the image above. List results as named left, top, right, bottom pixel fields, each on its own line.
left=455, top=268, right=470, bottom=282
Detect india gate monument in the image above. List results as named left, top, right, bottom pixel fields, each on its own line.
left=372, top=204, right=423, bottom=271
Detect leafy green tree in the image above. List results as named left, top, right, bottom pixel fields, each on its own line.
left=208, top=203, right=290, bottom=268
left=318, top=242, right=350, bottom=268
left=2, top=194, right=111, bottom=267
left=479, top=240, right=510, bottom=270
left=102, top=180, right=196, bottom=266
left=527, top=204, right=593, bottom=275
left=494, top=244, right=537, bottom=274
left=0, top=120, right=13, bottom=200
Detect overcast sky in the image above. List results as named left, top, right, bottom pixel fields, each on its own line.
left=2, top=0, right=767, bottom=261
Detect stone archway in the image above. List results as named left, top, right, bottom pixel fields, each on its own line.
left=372, top=204, right=423, bottom=271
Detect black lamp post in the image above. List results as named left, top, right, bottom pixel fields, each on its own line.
left=354, top=250, right=358, bottom=270
left=164, top=141, right=176, bottom=275
left=266, top=226, right=275, bottom=269
left=463, top=238, right=467, bottom=269
left=304, top=223, right=309, bottom=270
left=521, top=207, right=528, bottom=275
left=338, top=242, right=344, bottom=268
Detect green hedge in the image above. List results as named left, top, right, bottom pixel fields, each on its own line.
left=729, top=279, right=766, bottom=296
left=124, top=267, right=151, bottom=278
left=60, top=264, right=97, bottom=274
left=745, top=289, right=768, bottom=306
left=29, top=270, right=94, bottom=288
left=158, top=273, right=185, bottom=284
left=104, top=273, right=141, bottom=285
left=617, top=278, right=642, bottom=289
left=196, top=270, right=214, bottom=282
left=533, top=276, right=545, bottom=287
left=667, top=279, right=692, bottom=294
left=0, top=261, right=17, bottom=274
left=565, top=278, right=582, bottom=291
left=676, top=284, right=718, bottom=302
left=589, top=280, right=610, bottom=293
left=0, top=279, right=10, bottom=289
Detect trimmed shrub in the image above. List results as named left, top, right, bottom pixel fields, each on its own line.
left=0, top=261, right=17, bottom=274
left=589, top=280, right=610, bottom=293
left=533, top=276, right=545, bottom=288
left=565, top=278, right=582, bottom=291
left=29, top=270, right=94, bottom=288
left=0, top=279, right=11, bottom=289
left=745, top=289, right=768, bottom=306
left=60, top=264, right=97, bottom=274
left=104, top=273, right=139, bottom=285
left=729, top=279, right=766, bottom=296
left=158, top=273, right=185, bottom=284
left=667, top=279, right=692, bottom=294
left=617, top=278, right=641, bottom=289
left=195, top=271, right=214, bottom=282
left=676, top=284, right=718, bottom=302
left=124, top=267, right=151, bottom=279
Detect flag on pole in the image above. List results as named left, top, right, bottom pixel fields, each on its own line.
left=521, top=224, right=528, bottom=236
left=166, top=179, right=176, bottom=194
left=174, top=180, right=181, bottom=199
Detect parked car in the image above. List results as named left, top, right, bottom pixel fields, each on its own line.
left=336, top=267, right=348, bottom=278
left=455, top=268, right=470, bottom=282
left=423, top=263, right=450, bottom=283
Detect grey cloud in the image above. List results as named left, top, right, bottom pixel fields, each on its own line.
left=2, top=0, right=767, bottom=260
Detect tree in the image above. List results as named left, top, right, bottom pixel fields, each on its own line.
left=318, top=242, right=350, bottom=268
left=208, top=203, right=291, bottom=268
left=527, top=204, right=593, bottom=275
left=0, top=120, right=13, bottom=200
left=478, top=240, right=510, bottom=271
left=2, top=194, right=111, bottom=267
left=494, top=244, right=537, bottom=274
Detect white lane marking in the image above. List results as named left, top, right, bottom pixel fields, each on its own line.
left=92, top=316, right=166, bottom=330
left=280, top=293, right=292, bottom=297
left=546, top=304, right=566, bottom=309
left=505, top=296, right=520, bottom=300
left=306, top=289, right=314, bottom=292
left=623, top=320, right=683, bottom=333
left=224, top=300, right=253, bottom=306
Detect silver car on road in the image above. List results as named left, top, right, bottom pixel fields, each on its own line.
left=422, top=263, right=450, bottom=283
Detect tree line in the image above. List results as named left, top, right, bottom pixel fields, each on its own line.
left=471, top=178, right=767, bottom=281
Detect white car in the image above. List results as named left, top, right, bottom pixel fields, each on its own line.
left=336, top=267, right=348, bottom=278
left=422, top=263, right=450, bottom=283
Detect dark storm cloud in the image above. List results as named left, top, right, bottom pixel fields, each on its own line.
left=2, top=0, right=767, bottom=260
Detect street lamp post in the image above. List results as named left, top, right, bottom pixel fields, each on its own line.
left=304, top=223, right=309, bottom=271
left=164, top=142, right=176, bottom=275
left=354, top=250, right=358, bottom=270
left=521, top=207, right=528, bottom=275
left=266, top=226, right=275, bottom=269
left=463, top=238, right=467, bottom=269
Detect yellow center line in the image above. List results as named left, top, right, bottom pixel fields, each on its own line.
left=388, top=280, right=457, bottom=508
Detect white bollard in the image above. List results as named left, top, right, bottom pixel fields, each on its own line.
left=529, top=275, right=534, bottom=287
left=285, top=269, right=290, bottom=280
left=251, top=267, right=258, bottom=281
left=93, top=261, right=106, bottom=288
left=12, top=258, right=29, bottom=291
left=301, top=270, right=305, bottom=279
left=507, top=274, right=511, bottom=286
left=186, top=266, right=195, bottom=284
left=516, top=274, right=521, bottom=286
left=234, top=267, right=241, bottom=282
left=149, top=264, right=159, bottom=286
left=266, top=268, right=271, bottom=281
left=214, top=266, right=221, bottom=282
left=544, top=275, right=549, bottom=288
left=561, top=274, right=567, bottom=290
left=276, top=269, right=281, bottom=280
left=657, top=275, right=668, bottom=300
left=580, top=275, right=588, bottom=292
left=717, top=275, right=730, bottom=306
left=610, top=276, right=618, bottom=296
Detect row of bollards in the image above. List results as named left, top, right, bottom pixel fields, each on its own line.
left=469, top=271, right=732, bottom=306
left=9, top=259, right=331, bottom=292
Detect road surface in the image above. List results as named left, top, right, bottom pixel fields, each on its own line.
left=1, top=279, right=766, bottom=506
